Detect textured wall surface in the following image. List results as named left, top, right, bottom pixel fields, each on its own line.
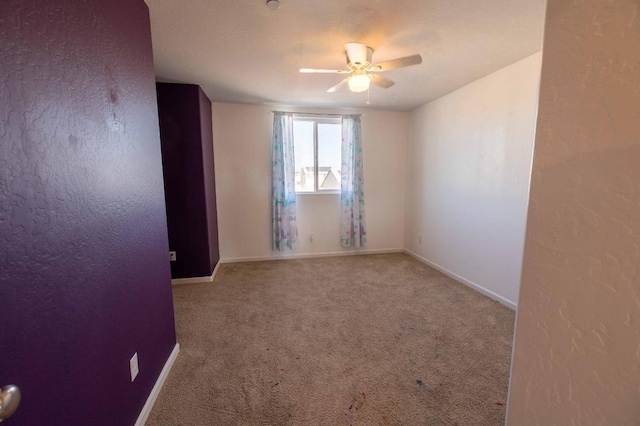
left=404, top=53, right=542, bottom=308
left=0, top=1, right=177, bottom=424
left=157, top=83, right=219, bottom=278
left=212, top=103, right=407, bottom=261
left=508, top=1, right=640, bottom=423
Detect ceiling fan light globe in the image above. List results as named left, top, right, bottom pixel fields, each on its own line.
left=348, top=74, right=370, bottom=92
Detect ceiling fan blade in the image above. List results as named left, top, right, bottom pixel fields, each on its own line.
left=369, top=54, right=422, bottom=71
left=370, top=74, right=395, bottom=89
left=300, top=68, right=349, bottom=74
left=326, top=78, right=349, bottom=93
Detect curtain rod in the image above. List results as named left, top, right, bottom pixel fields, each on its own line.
left=271, top=111, right=364, bottom=117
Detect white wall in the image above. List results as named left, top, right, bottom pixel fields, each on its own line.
left=508, top=1, right=640, bottom=423
left=212, top=103, right=408, bottom=261
left=404, top=53, right=542, bottom=308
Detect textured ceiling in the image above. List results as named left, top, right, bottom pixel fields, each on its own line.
left=145, top=0, right=546, bottom=111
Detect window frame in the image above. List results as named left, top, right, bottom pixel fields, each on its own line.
left=293, top=115, right=342, bottom=195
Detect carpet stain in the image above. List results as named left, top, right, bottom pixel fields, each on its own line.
left=416, top=379, right=435, bottom=396
left=349, top=392, right=367, bottom=411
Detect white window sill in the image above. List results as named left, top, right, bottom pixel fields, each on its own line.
left=296, top=191, right=340, bottom=196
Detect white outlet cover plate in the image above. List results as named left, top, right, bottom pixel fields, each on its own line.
left=130, top=352, right=139, bottom=382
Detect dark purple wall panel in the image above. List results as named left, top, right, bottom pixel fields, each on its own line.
left=0, top=1, right=177, bottom=425
left=156, top=83, right=219, bottom=278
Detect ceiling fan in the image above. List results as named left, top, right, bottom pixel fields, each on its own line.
left=300, top=42, right=422, bottom=93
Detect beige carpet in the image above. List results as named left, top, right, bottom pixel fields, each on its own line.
left=147, top=253, right=515, bottom=425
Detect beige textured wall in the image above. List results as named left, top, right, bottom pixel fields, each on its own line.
left=507, top=1, right=640, bottom=424
left=212, top=103, right=408, bottom=261
left=405, top=53, right=542, bottom=309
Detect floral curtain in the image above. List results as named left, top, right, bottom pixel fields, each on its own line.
left=271, top=112, right=299, bottom=251
left=340, top=114, right=367, bottom=248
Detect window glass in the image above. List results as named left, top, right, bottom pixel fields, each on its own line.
left=293, top=118, right=341, bottom=193
left=293, top=120, right=314, bottom=192
left=317, top=123, right=342, bottom=190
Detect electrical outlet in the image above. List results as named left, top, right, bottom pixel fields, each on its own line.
left=130, top=352, right=139, bottom=382
left=309, top=233, right=314, bottom=242
left=169, top=251, right=177, bottom=262
left=418, top=236, right=423, bottom=244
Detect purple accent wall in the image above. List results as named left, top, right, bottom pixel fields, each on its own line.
left=0, top=1, right=177, bottom=425
left=156, top=83, right=220, bottom=278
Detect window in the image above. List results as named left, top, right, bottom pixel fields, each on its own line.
left=293, top=117, right=342, bottom=193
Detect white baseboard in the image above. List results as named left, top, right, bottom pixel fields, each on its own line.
left=171, top=261, right=221, bottom=285
left=403, top=249, right=517, bottom=310
left=219, top=248, right=404, bottom=264
left=135, top=342, right=180, bottom=426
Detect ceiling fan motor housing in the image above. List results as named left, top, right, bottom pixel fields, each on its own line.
left=345, top=42, right=373, bottom=69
